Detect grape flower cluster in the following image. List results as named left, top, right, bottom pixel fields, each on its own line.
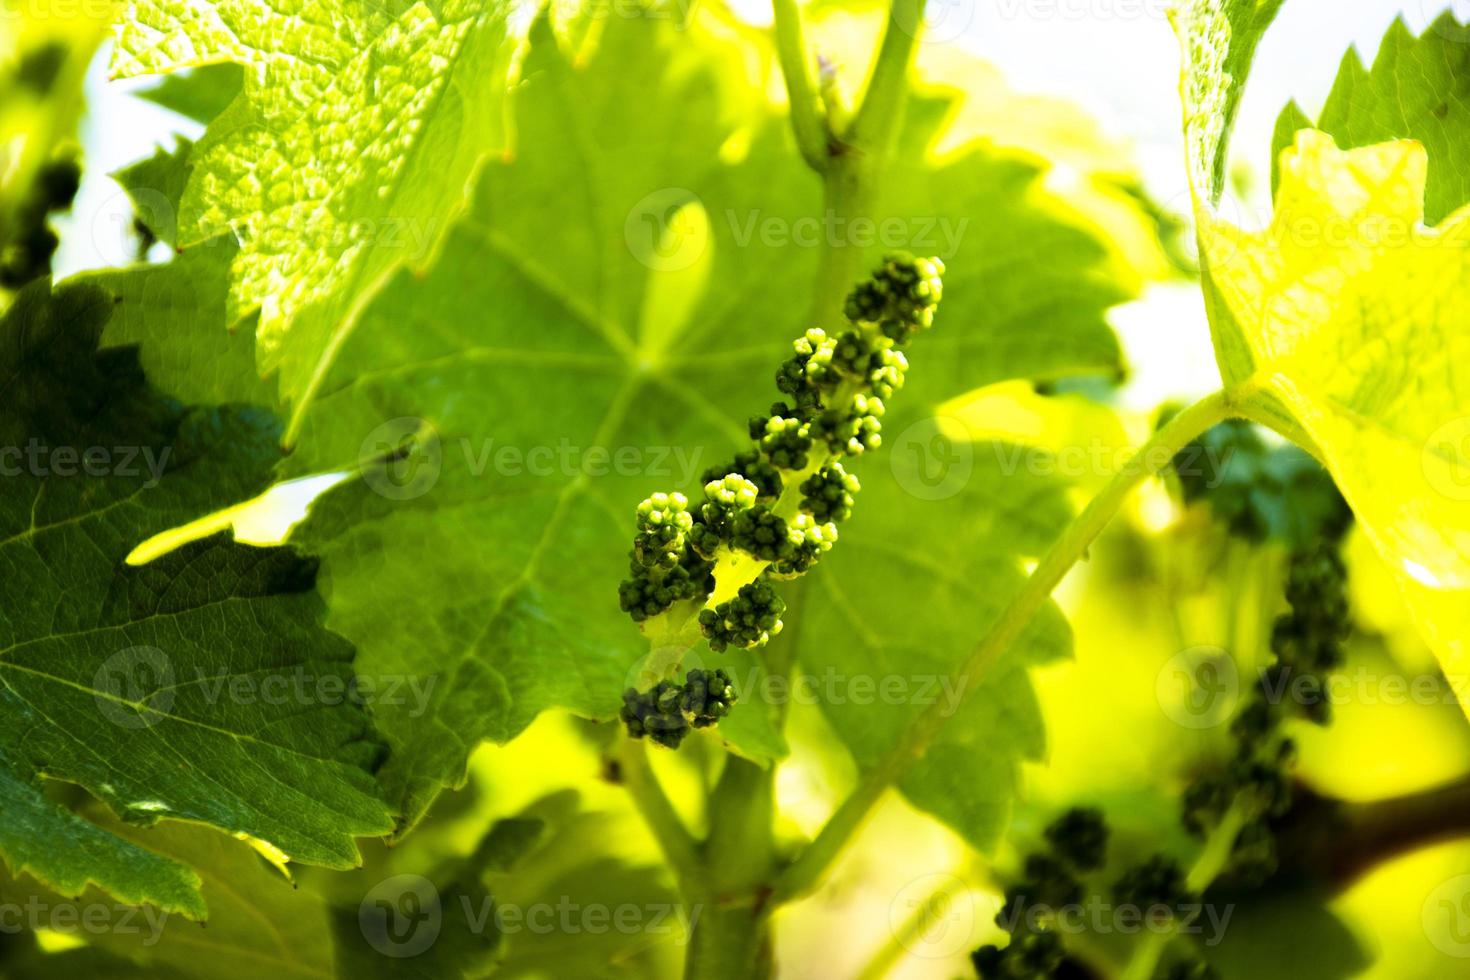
left=973, top=429, right=1356, bottom=977
left=973, top=807, right=1214, bottom=979
left=617, top=253, right=945, bottom=746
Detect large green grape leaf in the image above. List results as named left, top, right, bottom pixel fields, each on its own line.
left=111, top=0, right=512, bottom=444
left=0, top=281, right=392, bottom=916
left=274, top=9, right=1128, bottom=836
left=795, top=422, right=1075, bottom=848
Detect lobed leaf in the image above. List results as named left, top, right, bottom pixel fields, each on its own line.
left=0, top=281, right=391, bottom=915
left=112, top=0, right=513, bottom=443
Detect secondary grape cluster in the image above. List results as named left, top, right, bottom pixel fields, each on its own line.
left=974, top=808, right=1214, bottom=979
left=617, top=253, right=944, bottom=745
left=971, top=421, right=1355, bottom=977
left=619, top=668, right=738, bottom=749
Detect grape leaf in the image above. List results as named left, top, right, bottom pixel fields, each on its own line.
left=136, top=63, right=243, bottom=124
left=111, top=0, right=513, bottom=443
left=109, top=137, right=193, bottom=249
left=83, top=137, right=272, bottom=407
left=0, top=281, right=391, bottom=916
left=796, top=420, right=1076, bottom=848
left=1174, top=0, right=1288, bottom=204
left=1201, top=132, right=1470, bottom=591
left=1180, top=5, right=1470, bottom=714
left=1272, top=14, right=1470, bottom=223
left=276, top=10, right=1126, bottom=838
left=1262, top=14, right=1470, bottom=718
left=0, top=815, right=334, bottom=979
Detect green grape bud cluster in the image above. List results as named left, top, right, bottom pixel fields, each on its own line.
left=618, top=490, right=714, bottom=622
left=972, top=808, right=1109, bottom=979
left=1, top=158, right=81, bottom=289
left=619, top=668, right=738, bottom=749
left=1111, top=854, right=1197, bottom=917
left=1178, top=505, right=1352, bottom=889
left=843, top=253, right=944, bottom=344
left=699, top=581, right=786, bottom=652
left=799, top=463, right=860, bottom=523
left=619, top=253, right=944, bottom=745
left=1170, top=419, right=1353, bottom=546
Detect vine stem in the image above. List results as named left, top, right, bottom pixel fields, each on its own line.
left=1117, top=804, right=1248, bottom=980
left=619, top=738, right=706, bottom=897
left=771, top=0, right=829, bottom=172
left=770, top=390, right=1238, bottom=905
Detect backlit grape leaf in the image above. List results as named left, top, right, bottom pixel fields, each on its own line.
left=1193, top=138, right=1470, bottom=716
left=109, top=137, right=193, bottom=249
left=794, top=414, right=1077, bottom=848
left=0, top=281, right=391, bottom=917
left=1263, top=14, right=1470, bottom=718
left=111, top=0, right=512, bottom=444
